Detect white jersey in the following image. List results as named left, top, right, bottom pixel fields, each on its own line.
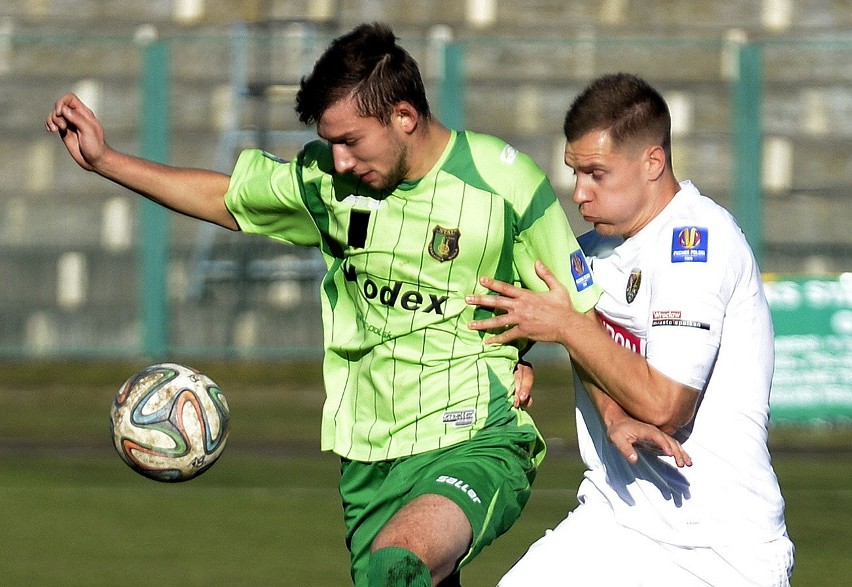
left=575, top=180, right=788, bottom=547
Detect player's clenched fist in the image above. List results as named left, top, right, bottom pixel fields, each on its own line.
left=45, top=93, right=110, bottom=173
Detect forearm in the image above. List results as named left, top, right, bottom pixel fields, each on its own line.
left=465, top=262, right=696, bottom=433
left=96, top=149, right=238, bottom=230
left=576, top=361, right=693, bottom=467
left=561, top=311, right=696, bottom=433
left=576, top=361, right=632, bottom=429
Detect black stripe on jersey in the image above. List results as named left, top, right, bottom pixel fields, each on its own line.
left=348, top=209, right=371, bottom=249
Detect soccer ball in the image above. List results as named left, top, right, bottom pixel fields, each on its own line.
left=110, top=362, right=230, bottom=482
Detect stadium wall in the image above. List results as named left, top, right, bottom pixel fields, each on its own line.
left=0, top=2, right=849, bottom=366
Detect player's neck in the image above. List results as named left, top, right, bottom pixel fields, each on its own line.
left=625, top=175, right=681, bottom=238
left=406, top=121, right=451, bottom=180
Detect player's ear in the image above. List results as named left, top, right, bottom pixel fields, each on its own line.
left=644, top=144, right=667, bottom=181
left=392, top=102, right=419, bottom=134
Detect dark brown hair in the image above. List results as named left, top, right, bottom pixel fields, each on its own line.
left=295, top=23, right=431, bottom=126
left=564, top=73, right=672, bottom=161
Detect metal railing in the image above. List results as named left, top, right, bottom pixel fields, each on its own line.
left=0, top=29, right=849, bottom=358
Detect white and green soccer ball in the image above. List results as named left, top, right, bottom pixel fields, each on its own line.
left=110, top=363, right=230, bottom=482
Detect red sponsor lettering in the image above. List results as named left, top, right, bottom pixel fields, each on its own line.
left=597, top=311, right=643, bottom=354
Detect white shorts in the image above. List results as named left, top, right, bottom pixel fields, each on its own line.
left=499, top=499, right=794, bottom=587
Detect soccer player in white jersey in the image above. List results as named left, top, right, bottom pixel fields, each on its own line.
left=467, top=73, right=794, bottom=586
left=46, top=23, right=616, bottom=587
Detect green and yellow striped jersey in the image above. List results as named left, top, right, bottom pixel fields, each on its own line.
left=225, top=130, right=600, bottom=462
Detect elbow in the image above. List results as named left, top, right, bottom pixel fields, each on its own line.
left=651, top=395, right=698, bottom=435
left=644, top=406, right=680, bottom=434
left=219, top=210, right=241, bottom=232
left=206, top=216, right=240, bottom=232
left=657, top=419, right=685, bottom=437
left=635, top=373, right=699, bottom=434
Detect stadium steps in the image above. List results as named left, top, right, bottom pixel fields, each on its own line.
left=0, top=1, right=850, bottom=353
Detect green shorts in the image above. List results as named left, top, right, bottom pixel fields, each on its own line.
left=339, top=425, right=545, bottom=585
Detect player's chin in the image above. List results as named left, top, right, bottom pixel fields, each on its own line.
left=360, top=171, right=386, bottom=189
left=591, top=222, right=618, bottom=236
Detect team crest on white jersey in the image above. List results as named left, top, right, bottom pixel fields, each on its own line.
left=429, top=226, right=461, bottom=262
left=626, top=268, right=642, bottom=303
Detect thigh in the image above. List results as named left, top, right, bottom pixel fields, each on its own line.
left=373, top=493, right=472, bottom=582
left=340, top=428, right=541, bottom=585
left=501, top=499, right=795, bottom=587
left=340, top=456, right=474, bottom=586
left=705, top=535, right=795, bottom=587
left=500, top=499, right=708, bottom=587
left=339, top=458, right=396, bottom=586
left=500, top=499, right=634, bottom=586
left=406, top=427, right=541, bottom=567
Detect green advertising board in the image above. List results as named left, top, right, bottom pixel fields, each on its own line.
left=764, top=274, right=852, bottom=424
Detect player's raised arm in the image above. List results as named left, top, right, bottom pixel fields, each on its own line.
left=45, top=93, right=238, bottom=230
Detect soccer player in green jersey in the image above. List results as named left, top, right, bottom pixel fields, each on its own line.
left=47, top=23, right=600, bottom=587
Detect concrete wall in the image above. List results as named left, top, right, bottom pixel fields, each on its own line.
left=0, top=0, right=849, bottom=355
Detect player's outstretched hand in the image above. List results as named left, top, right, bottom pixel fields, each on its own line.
left=607, top=416, right=692, bottom=468
left=467, top=260, right=580, bottom=345
left=45, top=93, right=110, bottom=172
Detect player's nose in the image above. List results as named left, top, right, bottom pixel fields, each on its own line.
left=572, top=181, right=592, bottom=205
left=332, top=144, right=356, bottom=174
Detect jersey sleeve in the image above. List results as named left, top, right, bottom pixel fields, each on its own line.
left=513, top=182, right=601, bottom=314
left=224, top=149, right=322, bottom=247
left=460, top=132, right=601, bottom=313
left=644, top=225, right=740, bottom=391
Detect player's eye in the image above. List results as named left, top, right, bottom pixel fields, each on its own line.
left=325, top=137, right=357, bottom=148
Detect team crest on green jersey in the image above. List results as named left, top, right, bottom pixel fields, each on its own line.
left=428, top=226, right=460, bottom=262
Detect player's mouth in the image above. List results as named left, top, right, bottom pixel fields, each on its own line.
left=359, top=170, right=384, bottom=187
left=578, top=204, right=600, bottom=225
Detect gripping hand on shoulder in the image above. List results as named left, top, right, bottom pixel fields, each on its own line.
left=467, top=260, right=583, bottom=345
left=45, top=94, right=110, bottom=172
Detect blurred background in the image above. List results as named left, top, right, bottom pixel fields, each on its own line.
left=0, top=1, right=850, bottom=585
left=0, top=0, right=849, bottom=421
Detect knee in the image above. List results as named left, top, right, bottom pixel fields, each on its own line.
left=369, top=494, right=471, bottom=583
